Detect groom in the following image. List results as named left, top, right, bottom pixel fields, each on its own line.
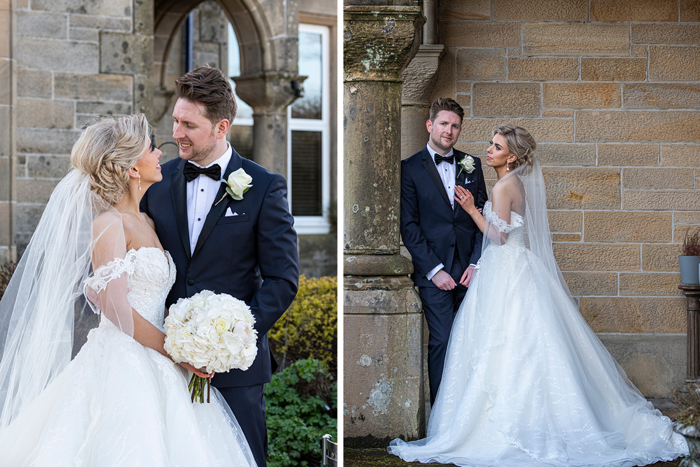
left=141, top=66, right=299, bottom=467
left=401, top=98, right=488, bottom=404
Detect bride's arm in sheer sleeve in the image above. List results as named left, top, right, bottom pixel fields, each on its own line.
left=86, top=213, right=210, bottom=378
left=455, top=183, right=513, bottom=245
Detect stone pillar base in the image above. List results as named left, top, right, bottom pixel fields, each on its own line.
left=344, top=275, right=425, bottom=440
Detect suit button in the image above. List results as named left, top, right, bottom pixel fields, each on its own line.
left=453, top=221, right=457, bottom=226
left=187, top=279, right=194, bottom=286
left=451, top=243, right=455, bottom=247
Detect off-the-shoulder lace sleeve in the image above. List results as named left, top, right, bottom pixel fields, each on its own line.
left=483, top=205, right=524, bottom=234
left=84, top=255, right=135, bottom=294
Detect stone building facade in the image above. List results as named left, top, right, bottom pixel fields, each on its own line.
left=344, top=0, right=700, bottom=440
left=0, top=0, right=337, bottom=278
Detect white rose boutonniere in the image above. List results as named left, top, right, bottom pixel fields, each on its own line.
left=458, top=155, right=476, bottom=176
left=215, top=168, right=253, bottom=205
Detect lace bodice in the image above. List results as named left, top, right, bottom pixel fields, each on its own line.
left=483, top=201, right=525, bottom=246
left=85, top=247, right=176, bottom=331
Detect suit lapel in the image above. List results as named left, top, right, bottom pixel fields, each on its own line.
left=455, top=158, right=467, bottom=186
left=170, top=160, right=192, bottom=259
left=192, top=150, right=244, bottom=258
left=421, top=149, right=451, bottom=207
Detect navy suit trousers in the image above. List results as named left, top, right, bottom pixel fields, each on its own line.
left=418, top=257, right=468, bottom=405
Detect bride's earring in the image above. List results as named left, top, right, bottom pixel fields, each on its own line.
left=138, top=174, right=141, bottom=191
left=506, top=163, right=509, bottom=172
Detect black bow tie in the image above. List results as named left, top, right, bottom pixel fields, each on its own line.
left=434, top=154, right=454, bottom=165
left=183, top=163, right=221, bottom=182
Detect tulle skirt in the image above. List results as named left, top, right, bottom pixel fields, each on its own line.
left=0, top=318, right=256, bottom=467
left=389, top=242, right=688, bottom=466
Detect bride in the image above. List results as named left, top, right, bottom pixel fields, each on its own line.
left=389, top=124, right=688, bottom=466
left=0, top=114, right=256, bottom=466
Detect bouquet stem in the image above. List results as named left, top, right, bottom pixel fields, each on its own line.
left=188, top=374, right=211, bottom=403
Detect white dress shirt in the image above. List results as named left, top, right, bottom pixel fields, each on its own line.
left=186, top=144, right=232, bottom=253
left=424, top=144, right=457, bottom=280
left=426, top=144, right=456, bottom=210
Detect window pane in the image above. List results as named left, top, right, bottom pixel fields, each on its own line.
left=291, top=131, right=322, bottom=216
left=291, top=32, right=322, bottom=120
left=228, top=24, right=253, bottom=121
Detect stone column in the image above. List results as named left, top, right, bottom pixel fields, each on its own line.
left=679, top=284, right=700, bottom=381
left=400, top=44, right=444, bottom=160
left=343, top=5, right=425, bottom=440
left=233, top=72, right=303, bottom=176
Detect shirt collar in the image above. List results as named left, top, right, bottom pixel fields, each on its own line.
left=426, top=143, right=454, bottom=165
left=188, top=143, right=232, bottom=173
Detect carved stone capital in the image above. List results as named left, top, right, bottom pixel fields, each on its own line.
left=233, top=72, right=306, bottom=115
left=344, top=6, right=424, bottom=83
left=401, top=43, right=444, bottom=105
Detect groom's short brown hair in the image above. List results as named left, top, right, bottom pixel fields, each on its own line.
left=175, top=66, right=237, bottom=126
left=429, top=98, right=464, bottom=123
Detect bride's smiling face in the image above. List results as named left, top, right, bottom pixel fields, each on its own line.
left=133, top=136, right=163, bottom=185
left=485, top=134, right=516, bottom=169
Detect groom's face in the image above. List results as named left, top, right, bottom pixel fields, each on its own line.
left=172, top=98, right=219, bottom=165
left=426, top=110, right=462, bottom=155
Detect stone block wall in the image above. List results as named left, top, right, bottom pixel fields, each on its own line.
left=9, top=0, right=150, bottom=256
left=0, top=0, right=11, bottom=261
left=421, top=0, right=700, bottom=396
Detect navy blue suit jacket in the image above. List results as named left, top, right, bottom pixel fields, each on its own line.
left=141, top=149, right=299, bottom=388
left=401, top=147, right=488, bottom=288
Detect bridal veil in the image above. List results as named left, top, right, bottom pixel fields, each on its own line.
left=0, top=131, right=140, bottom=429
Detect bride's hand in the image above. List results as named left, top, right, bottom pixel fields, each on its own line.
left=179, top=362, right=214, bottom=379
left=455, top=186, right=476, bottom=215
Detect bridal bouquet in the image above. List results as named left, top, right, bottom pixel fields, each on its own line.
left=164, top=290, right=258, bottom=403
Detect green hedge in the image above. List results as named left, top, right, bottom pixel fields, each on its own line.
left=266, top=359, right=337, bottom=467
left=0, top=260, right=16, bottom=301
left=269, top=275, right=337, bottom=374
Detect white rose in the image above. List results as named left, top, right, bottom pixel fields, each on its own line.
left=460, top=156, right=475, bottom=174
left=226, top=168, right=253, bottom=200
left=214, top=316, right=233, bottom=334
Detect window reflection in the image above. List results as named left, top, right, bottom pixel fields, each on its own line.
left=227, top=25, right=253, bottom=121
left=292, top=32, right=323, bottom=120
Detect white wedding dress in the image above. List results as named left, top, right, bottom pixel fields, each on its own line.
left=389, top=201, right=688, bottom=466
left=0, top=247, right=256, bottom=467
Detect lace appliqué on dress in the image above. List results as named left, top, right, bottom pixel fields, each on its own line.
left=483, top=201, right=524, bottom=233
left=84, top=256, right=136, bottom=295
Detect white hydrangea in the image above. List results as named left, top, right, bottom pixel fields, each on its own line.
left=164, top=291, right=258, bottom=373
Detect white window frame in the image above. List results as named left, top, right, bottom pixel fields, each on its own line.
left=228, top=24, right=254, bottom=127
left=287, top=23, right=331, bottom=235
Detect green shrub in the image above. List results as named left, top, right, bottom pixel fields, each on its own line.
left=266, top=358, right=337, bottom=467
left=0, top=260, right=16, bottom=301
left=269, top=275, right=337, bottom=374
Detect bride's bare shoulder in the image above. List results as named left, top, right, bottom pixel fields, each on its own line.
left=140, top=212, right=156, bottom=230
left=92, top=210, right=122, bottom=232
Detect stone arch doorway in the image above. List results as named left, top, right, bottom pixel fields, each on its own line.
left=153, top=0, right=269, bottom=87
left=152, top=0, right=302, bottom=176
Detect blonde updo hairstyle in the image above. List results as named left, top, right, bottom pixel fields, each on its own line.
left=71, top=114, right=151, bottom=205
left=493, top=124, right=536, bottom=173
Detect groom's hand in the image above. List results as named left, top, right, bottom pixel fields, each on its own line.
left=460, top=265, right=476, bottom=287
left=432, top=270, right=456, bottom=291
